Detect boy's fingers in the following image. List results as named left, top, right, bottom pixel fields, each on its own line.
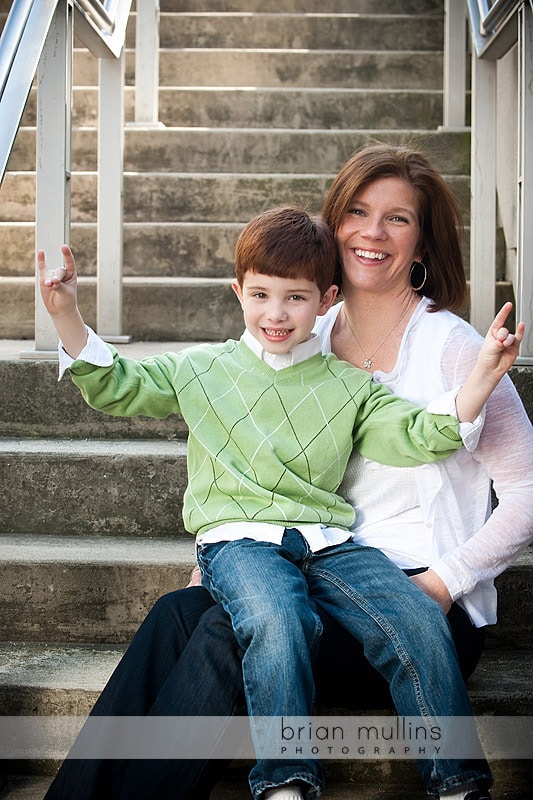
left=60, top=244, right=76, bottom=273
left=38, top=246, right=74, bottom=286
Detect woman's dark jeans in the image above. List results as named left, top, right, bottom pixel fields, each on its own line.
left=43, top=585, right=485, bottom=800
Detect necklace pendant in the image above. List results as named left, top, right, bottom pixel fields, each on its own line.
left=363, top=357, right=372, bottom=369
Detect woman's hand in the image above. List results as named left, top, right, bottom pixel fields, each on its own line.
left=479, top=302, right=525, bottom=379
left=410, top=569, right=452, bottom=614
left=455, top=302, right=525, bottom=422
left=186, top=565, right=203, bottom=588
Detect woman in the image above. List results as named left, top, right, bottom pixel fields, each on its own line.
left=43, top=144, right=533, bottom=800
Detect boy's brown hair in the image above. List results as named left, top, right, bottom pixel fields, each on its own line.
left=234, top=206, right=338, bottom=297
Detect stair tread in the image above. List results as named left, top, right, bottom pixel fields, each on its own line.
left=0, top=641, right=529, bottom=696
left=0, top=534, right=195, bottom=566
left=4, top=776, right=530, bottom=800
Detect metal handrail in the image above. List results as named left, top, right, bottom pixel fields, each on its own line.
left=0, top=0, right=59, bottom=185
left=76, top=0, right=115, bottom=33
left=0, top=0, right=34, bottom=98
left=481, top=0, right=520, bottom=34
left=0, top=0, right=130, bottom=186
left=467, top=0, right=522, bottom=56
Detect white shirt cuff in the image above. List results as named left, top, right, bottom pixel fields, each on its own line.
left=426, top=388, right=485, bottom=452
left=57, top=325, right=114, bottom=380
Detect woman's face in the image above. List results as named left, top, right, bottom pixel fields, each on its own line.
left=335, top=176, right=424, bottom=296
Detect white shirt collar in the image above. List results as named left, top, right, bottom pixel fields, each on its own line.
left=242, top=329, right=322, bottom=370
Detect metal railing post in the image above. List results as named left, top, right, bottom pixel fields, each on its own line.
left=469, top=52, right=497, bottom=336
left=130, top=0, right=162, bottom=127
left=97, top=47, right=129, bottom=341
left=31, top=0, right=73, bottom=356
left=516, top=2, right=533, bottom=361
left=442, top=0, right=467, bottom=128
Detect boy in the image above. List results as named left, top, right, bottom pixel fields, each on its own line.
left=39, top=207, right=522, bottom=800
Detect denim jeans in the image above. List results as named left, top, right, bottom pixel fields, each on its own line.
left=198, top=529, right=492, bottom=799
left=43, top=565, right=489, bottom=799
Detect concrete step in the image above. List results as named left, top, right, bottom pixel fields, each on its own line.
left=7, top=128, right=472, bottom=176
left=0, top=536, right=195, bottom=643
left=135, top=87, right=444, bottom=131
left=17, top=85, right=446, bottom=130
left=159, top=0, right=443, bottom=11
left=0, top=532, right=530, bottom=647
left=0, top=275, right=517, bottom=342
left=0, top=172, right=471, bottom=225
left=0, top=646, right=530, bottom=788
left=0, top=346, right=192, bottom=439
left=71, top=48, right=444, bottom=90
left=2, top=333, right=529, bottom=440
left=155, top=12, right=443, bottom=51
left=0, top=276, right=243, bottom=340
left=0, top=437, right=190, bottom=537
left=0, top=216, right=473, bottom=279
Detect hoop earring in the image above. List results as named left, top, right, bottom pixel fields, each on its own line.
left=410, top=261, right=427, bottom=292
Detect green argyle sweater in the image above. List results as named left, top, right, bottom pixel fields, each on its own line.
left=69, top=337, right=463, bottom=536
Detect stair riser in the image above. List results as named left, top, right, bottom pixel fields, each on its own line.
left=155, top=14, right=443, bottom=51
left=160, top=0, right=444, bottom=12
left=70, top=50, right=444, bottom=90
left=17, top=86, right=445, bottom=130
left=0, top=173, right=471, bottom=224
left=1, top=363, right=531, bottom=441
left=0, top=279, right=243, bottom=340
left=8, top=128, right=472, bottom=176
left=156, top=89, right=443, bottom=131
left=0, top=556, right=529, bottom=647
left=0, top=221, right=243, bottom=278
left=0, top=279, right=517, bottom=342
left=1, top=752, right=530, bottom=789
left=0, top=563, right=192, bottom=644
left=0, top=449, right=189, bottom=538
left=0, top=222, right=474, bottom=280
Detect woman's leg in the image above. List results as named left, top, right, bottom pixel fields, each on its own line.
left=44, top=587, right=239, bottom=800
left=306, top=542, right=492, bottom=798
left=197, top=531, right=325, bottom=800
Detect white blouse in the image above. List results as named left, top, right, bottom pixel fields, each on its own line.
left=314, top=298, right=533, bottom=627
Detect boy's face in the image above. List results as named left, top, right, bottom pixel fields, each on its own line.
left=232, top=272, right=337, bottom=354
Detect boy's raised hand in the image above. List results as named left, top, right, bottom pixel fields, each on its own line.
left=37, top=245, right=88, bottom=359
left=480, top=302, right=524, bottom=379
left=38, top=244, right=77, bottom=317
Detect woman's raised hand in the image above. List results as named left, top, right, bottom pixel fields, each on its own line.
left=481, top=302, right=525, bottom=378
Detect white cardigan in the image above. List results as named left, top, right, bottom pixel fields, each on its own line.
left=314, top=298, right=533, bottom=627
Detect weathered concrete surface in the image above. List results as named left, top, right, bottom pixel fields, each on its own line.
left=0, top=536, right=195, bottom=642
left=0, top=439, right=189, bottom=536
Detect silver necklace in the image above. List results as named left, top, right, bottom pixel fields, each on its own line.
left=343, top=302, right=413, bottom=370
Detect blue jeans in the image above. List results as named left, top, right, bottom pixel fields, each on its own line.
left=43, top=569, right=490, bottom=799
left=198, top=529, right=491, bottom=799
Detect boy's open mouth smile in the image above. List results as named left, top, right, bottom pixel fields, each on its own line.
left=263, top=328, right=292, bottom=338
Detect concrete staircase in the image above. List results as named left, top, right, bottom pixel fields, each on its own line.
left=1, top=0, right=480, bottom=341
left=0, top=1, right=531, bottom=798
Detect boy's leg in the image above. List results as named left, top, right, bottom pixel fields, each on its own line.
left=313, top=597, right=485, bottom=710
left=197, top=531, right=325, bottom=800
left=305, top=542, right=492, bottom=798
